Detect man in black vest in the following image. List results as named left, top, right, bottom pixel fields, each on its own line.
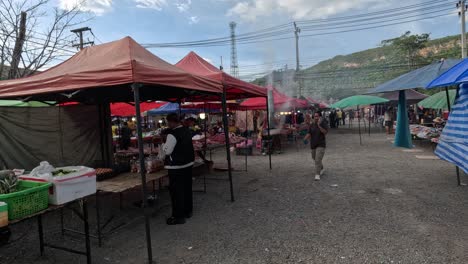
left=163, top=113, right=195, bottom=225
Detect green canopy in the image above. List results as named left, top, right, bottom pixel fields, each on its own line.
left=0, top=100, right=53, bottom=107
left=330, top=95, right=389, bottom=109
left=417, top=90, right=456, bottom=110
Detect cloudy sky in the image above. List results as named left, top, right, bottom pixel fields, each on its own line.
left=52, top=0, right=460, bottom=79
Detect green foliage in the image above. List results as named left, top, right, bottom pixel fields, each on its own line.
left=251, top=33, right=463, bottom=100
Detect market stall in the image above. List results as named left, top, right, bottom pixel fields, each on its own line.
left=176, top=51, right=268, bottom=171
left=426, top=58, right=468, bottom=182
left=0, top=37, right=224, bottom=263
left=368, top=59, right=462, bottom=148
left=330, top=95, right=389, bottom=145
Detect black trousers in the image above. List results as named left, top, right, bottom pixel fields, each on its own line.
left=168, top=166, right=193, bottom=218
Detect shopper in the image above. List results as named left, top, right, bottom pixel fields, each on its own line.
left=336, top=110, right=342, bottom=128
left=162, top=113, right=195, bottom=225
left=304, top=112, right=329, bottom=181
left=342, top=111, right=346, bottom=126
left=120, top=122, right=132, bottom=150
left=384, top=107, right=393, bottom=134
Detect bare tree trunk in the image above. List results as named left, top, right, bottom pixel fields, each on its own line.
left=8, top=11, right=26, bottom=79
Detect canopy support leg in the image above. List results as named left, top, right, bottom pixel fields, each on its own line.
left=358, top=106, right=362, bottom=146
left=221, top=88, right=235, bottom=202
left=266, top=97, right=272, bottom=170
left=132, top=83, right=154, bottom=264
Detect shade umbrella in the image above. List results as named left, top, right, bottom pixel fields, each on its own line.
left=370, top=59, right=462, bottom=93
left=331, top=95, right=389, bottom=145
left=381, top=89, right=428, bottom=104
left=330, top=95, right=389, bottom=109
left=418, top=90, right=456, bottom=110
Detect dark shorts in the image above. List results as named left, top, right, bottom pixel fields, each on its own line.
left=385, top=121, right=393, bottom=127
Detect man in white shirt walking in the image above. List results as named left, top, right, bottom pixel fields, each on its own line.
left=162, top=113, right=195, bottom=225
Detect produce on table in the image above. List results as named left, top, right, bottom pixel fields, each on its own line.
left=0, top=170, right=18, bottom=194
left=52, top=169, right=77, bottom=177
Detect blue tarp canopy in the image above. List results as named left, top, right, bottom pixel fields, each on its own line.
left=369, top=59, right=462, bottom=93
left=433, top=84, right=468, bottom=173
left=426, top=58, right=468, bottom=88
left=147, top=103, right=200, bottom=115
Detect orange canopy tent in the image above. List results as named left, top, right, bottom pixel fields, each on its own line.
left=175, top=51, right=267, bottom=99
left=240, top=87, right=308, bottom=110
left=0, top=37, right=222, bottom=101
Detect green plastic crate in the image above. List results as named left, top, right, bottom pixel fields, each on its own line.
left=0, top=180, right=51, bottom=220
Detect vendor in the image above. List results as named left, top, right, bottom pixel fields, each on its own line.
left=228, top=120, right=239, bottom=134
left=162, top=113, right=195, bottom=225
left=120, top=122, right=132, bottom=150
left=183, top=117, right=200, bottom=137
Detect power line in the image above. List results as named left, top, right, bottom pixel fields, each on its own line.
left=143, top=2, right=454, bottom=48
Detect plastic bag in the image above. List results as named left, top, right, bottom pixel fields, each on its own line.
left=29, top=161, right=55, bottom=181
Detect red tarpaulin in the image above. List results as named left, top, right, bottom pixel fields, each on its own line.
left=176, top=51, right=267, bottom=99
left=111, top=102, right=165, bottom=116
left=182, top=101, right=240, bottom=110
left=306, top=97, right=329, bottom=108
left=0, top=37, right=222, bottom=99
left=240, top=87, right=308, bottom=110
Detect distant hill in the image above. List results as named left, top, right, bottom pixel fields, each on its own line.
left=252, top=34, right=462, bottom=101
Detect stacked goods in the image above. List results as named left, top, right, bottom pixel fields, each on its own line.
left=131, top=156, right=164, bottom=173
left=19, top=163, right=97, bottom=205
left=409, top=125, right=442, bottom=139
left=95, top=168, right=115, bottom=181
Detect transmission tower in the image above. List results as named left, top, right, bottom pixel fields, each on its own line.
left=229, top=22, right=239, bottom=78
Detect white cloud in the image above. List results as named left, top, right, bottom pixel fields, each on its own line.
left=58, top=0, right=113, bottom=15
left=227, top=0, right=390, bottom=21
left=134, top=0, right=167, bottom=10
left=188, top=16, right=199, bottom=25
left=175, top=0, right=192, bottom=12
left=202, top=57, right=214, bottom=65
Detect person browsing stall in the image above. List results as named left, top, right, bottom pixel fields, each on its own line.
left=162, top=113, right=195, bottom=225
left=304, top=112, right=329, bottom=181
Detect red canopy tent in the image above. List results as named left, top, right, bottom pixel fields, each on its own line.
left=306, top=97, right=329, bottom=109
left=175, top=51, right=267, bottom=99
left=110, top=102, right=165, bottom=116
left=0, top=37, right=222, bottom=100
left=240, top=87, right=307, bottom=110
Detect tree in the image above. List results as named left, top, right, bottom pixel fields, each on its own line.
left=381, top=31, right=430, bottom=68
left=0, top=0, right=90, bottom=79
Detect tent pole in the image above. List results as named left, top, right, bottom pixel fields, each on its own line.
left=358, top=106, right=362, bottom=146
left=245, top=110, right=248, bottom=172
left=132, top=83, right=153, bottom=263
left=266, top=97, right=272, bottom=170
left=445, top=87, right=452, bottom=111
left=221, top=88, right=235, bottom=202
left=369, top=107, right=371, bottom=136
left=446, top=87, right=462, bottom=186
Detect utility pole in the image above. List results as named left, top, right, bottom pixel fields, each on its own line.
left=457, top=0, right=467, bottom=58
left=8, top=12, right=27, bottom=79
left=229, top=22, right=239, bottom=78
left=71, top=27, right=94, bottom=50
left=294, top=22, right=302, bottom=97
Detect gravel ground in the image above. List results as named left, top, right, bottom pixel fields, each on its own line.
left=1, top=127, right=468, bottom=264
